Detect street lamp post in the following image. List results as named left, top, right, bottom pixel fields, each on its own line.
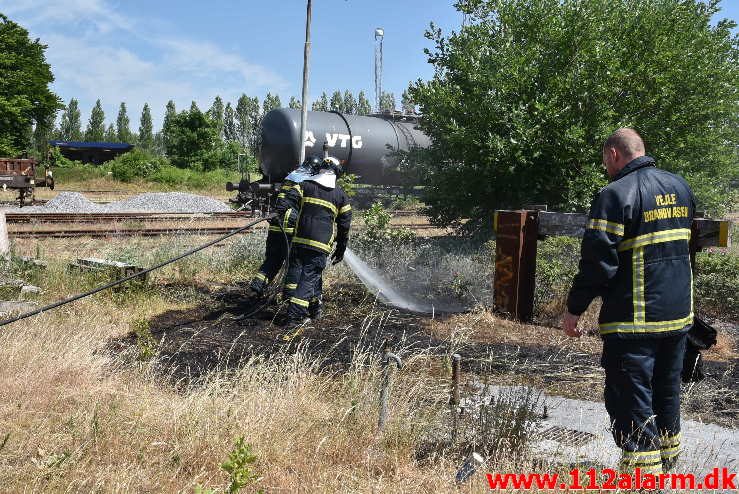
left=298, top=0, right=313, bottom=165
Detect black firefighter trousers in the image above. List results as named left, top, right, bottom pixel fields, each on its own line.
left=249, top=230, right=291, bottom=294
left=601, top=332, right=687, bottom=473
left=285, top=246, right=326, bottom=321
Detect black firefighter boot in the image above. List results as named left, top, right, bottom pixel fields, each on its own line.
left=308, top=297, right=323, bottom=321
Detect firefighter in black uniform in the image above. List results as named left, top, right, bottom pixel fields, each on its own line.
left=281, top=156, right=352, bottom=331
left=246, top=157, right=318, bottom=300
left=564, top=128, right=695, bottom=475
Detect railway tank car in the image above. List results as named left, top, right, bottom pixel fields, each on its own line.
left=227, top=108, right=430, bottom=211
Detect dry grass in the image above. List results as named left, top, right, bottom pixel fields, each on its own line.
left=0, top=233, right=490, bottom=492
left=0, top=225, right=736, bottom=492
left=0, top=295, right=468, bottom=492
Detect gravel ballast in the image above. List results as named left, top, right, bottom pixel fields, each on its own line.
left=5, top=192, right=231, bottom=214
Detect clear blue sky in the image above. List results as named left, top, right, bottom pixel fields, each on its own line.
left=1, top=0, right=737, bottom=130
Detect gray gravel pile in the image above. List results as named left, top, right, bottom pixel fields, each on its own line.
left=105, top=192, right=231, bottom=213
left=6, top=192, right=230, bottom=213
left=29, top=192, right=103, bottom=213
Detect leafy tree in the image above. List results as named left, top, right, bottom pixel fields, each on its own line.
left=189, top=100, right=199, bottom=113
left=138, top=103, right=153, bottom=150
left=411, top=0, right=739, bottom=223
left=59, top=98, right=83, bottom=141
left=104, top=124, right=116, bottom=142
left=33, top=113, right=55, bottom=154
left=164, top=105, right=220, bottom=170
left=85, top=99, right=105, bottom=141
left=401, top=88, right=415, bottom=114
left=152, top=131, right=166, bottom=156
left=0, top=14, right=60, bottom=155
left=162, top=100, right=176, bottom=150
left=207, top=96, right=225, bottom=139
left=343, top=90, right=357, bottom=114
left=116, top=102, right=132, bottom=143
left=379, top=92, right=395, bottom=112
left=289, top=96, right=301, bottom=109
left=223, top=102, right=237, bottom=141
left=235, top=94, right=260, bottom=154
left=329, top=90, right=344, bottom=112
left=357, top=91, right=372, bottom=115
left=311, top=92, right=329, bottom=111
left=263, top=92, right=281, bottom=114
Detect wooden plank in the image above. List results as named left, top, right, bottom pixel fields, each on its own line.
left=538, top=212, right=588, bottom=237
left=538, top=211, right=730, bottom=248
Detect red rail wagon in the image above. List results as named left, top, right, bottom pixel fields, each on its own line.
left=0, top=158, right=54, bottom=207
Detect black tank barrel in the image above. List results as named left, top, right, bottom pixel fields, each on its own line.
left=260, top=108, right=430, bottom=185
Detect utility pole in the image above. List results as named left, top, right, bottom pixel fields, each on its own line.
left=298, top=0, right=313, bottom=165
left=374, top=27, right=384, bottom=112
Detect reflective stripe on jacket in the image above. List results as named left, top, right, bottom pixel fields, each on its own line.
left=567, top=156, right=696, bottom=338
left=286, top=180, right=352, bottom=254
left=269, top=181, right=302, bottom=235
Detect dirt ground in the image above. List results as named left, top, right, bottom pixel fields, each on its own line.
left=109, top=279, right=738, bottom=429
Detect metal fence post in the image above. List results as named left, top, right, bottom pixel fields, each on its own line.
left=450, top=353, right=461, bottom=442
left=0, top=213, right=9, bottom=258
left=378, top=346, right=402, bottom=432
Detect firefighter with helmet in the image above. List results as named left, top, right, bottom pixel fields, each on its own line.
left=246, top=156, right=319, bottom=302
left=280, top=156, right=352, bottom=334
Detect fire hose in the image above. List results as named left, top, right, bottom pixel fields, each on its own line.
left=0, top=214, right=288, bottom=328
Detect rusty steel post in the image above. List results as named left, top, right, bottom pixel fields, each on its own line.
left=493, top=210, right=539, bottom=322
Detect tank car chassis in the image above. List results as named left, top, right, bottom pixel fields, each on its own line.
left=0, top=158, right=54, bottom=207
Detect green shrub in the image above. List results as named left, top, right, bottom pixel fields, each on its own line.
left=337, top=173, right=358, bottom=198
left=221, top=437, right=261, bottom=493
left=108, top=149, right=168, bottom=182
left=533, top=236, right=581, bottom=320
left=355, top=201, right=415, bottom=250
left=695, top=250, right=739, bottom=320
left=150, top=165, right=237, bottom=189
left=49, top=147, right=84, bottom=168
left=48, top=164, right=108, bottom=182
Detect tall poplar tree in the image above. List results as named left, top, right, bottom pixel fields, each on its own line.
left=343, top=90, right=357, bottom=114
left=357, top=91, right=372, bottom=115
left=59, top=98, right=82, bottom=141
left=116, top=102, right=132, bottom=143
left=138, top=103, right=153, bottom=150
left=104, top=124, right=116, bottom=142
left=84, top=99, right=105, bottom=141
left=208, top=96, right=225, bottom=139
left=162, top=100, right=176, bottom=151
left=329, top=91, right=344, bottom=112
left=223, top=102, right=236, bottom=141
left=311, top=92, right=329, bottom=111
left=262, top=92, right=281, bottom=114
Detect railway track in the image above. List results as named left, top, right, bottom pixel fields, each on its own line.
left=10, top=226, right=244, bottom=238
left=9, top=222, right=439, bottom=238
left=5, top=211, right=252, bottom=224
left=5, top=208, right=438, bottom=238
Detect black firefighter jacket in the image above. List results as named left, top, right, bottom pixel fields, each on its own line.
left=269, top=180, right=301, bottom=236
left=567, top=156, right=696, bottom=339
left=283, top=179, right=352, bottom=255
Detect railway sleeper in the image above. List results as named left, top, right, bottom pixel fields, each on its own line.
left=68, top=257, right=148, bottom=289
